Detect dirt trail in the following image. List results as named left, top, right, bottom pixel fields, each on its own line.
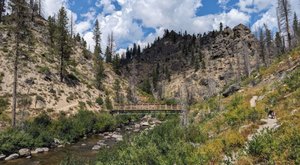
left=247, top=118, right=279, bottom=141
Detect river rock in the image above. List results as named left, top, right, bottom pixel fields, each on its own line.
left=133, top=129, right=140, bottom=132
left=54, top=138, right=63, bottom=145
left=0, top=154, right=6, bottom=160
left=141, top=121, right=150, bottom=126
left=4, top=153, right=19, bottom=161
left=57, top=145, right=64, bottom=148
left=134, top=124, right=141, bottom=129
left=19, top=148, right=31, bottom=157
left=81, top=143, right=86, bottom=146
left=26, top=156, right=31, bottom=159
left=97, top=142, right=107, bottom=146
left=92, top=145, right=101, bottom=150
left=31, top=147, right=49, bottom=154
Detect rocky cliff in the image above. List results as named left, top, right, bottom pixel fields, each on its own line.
left=122, top=24, right=260, bottom=103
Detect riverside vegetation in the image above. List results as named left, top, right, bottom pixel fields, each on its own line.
left=61, top=47, right=300, bottom=164
left=0, top=110, right=140, bottom=156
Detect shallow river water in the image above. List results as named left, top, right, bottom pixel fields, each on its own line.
left=2, top=122, right=147, bottom=165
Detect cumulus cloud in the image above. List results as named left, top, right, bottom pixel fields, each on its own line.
left=237, top=0, right=273, bottom=13
left=250, top=0, right=300, bottom=32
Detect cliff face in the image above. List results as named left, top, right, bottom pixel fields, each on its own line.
left=122, top=24, right=260, bottom=102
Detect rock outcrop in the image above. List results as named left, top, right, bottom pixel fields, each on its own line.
left=121, top=24, right=259, bottom=101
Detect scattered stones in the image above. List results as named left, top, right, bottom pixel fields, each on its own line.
left=54, top=138, right=63, bottom=145
left=19, top=148, right=31, bottom=157
left=250, top=96, right=258, bottom=108
left=92, top=145, right=101, bottom=150
left=4, top=153, right=19, bottom=161
left=0, top=154, right=6, bottom=160
left=57, top=145, right=64, bottom=148
left=31, top=147, right=49, bottom=154
left=81, top=143, right=86, bottom=146
left=134, top=124, right=141, bottom=129
left=26, top=156, right=32, bottom=159
left=141, top=121, right=150, bottom=126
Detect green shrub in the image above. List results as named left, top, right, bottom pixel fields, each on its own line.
left=37, top=66, right=50, bottom=74
left=0, top=97, right=9, bottom=114
left=247, top=129, right=276, bottom=162
left=96, top=96, right=104, bottom=105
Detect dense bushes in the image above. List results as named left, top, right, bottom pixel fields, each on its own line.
left=0, top=110, right=133, bottom=155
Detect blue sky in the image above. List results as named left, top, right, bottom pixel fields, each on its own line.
left=42, top=0, right=300, bottom=53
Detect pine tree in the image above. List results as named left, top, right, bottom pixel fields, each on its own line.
left=9, top=0, right=30, bottom=127
left=56, top=6, right=71, bottom=82
left=264, top=24, right=272, bottom=66
left=105, top=32, right=114, bottom=63
left=104, top=46, right=111, bottom=63
left=48, top=16, right=56, bottom=45
left=259, top=28, right=266, bottom=67
left=275, top=32, right=284, bottom=55
left=93, top=20, right=102, bottom=58
left=293, top=12, right=299, bottom=42
left=0, top=0, right=5, bottom=23
left=114, top=79, right=123, bottom=104
left=219, top=22, right=223, bottom=32
left=93, top=20, right=105, bottom=90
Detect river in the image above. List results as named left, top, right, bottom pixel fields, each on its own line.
left=2, top=115, right=158, bottom=165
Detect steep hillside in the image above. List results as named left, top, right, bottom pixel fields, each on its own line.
left=122, top=24, right=260, bottom=102
left=0, top=17, right=140, bottom=128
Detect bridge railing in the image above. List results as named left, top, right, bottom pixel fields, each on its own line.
left=113, top=104, right=183, bottom=111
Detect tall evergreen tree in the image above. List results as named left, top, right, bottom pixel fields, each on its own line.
left=93, top=20, right=105, bottom=90
left=47, top=16, right=56, bottom=45
left=293, top=12, right=299, bottom=42
left=56, top=6, right=71, bottom=82
left=9, top=0, right=30, bottom=127
left=259, top=28, right=266, bottom=67
left=275, top=32, right=284, bottom=55
left=93, top=20, right=102, bottom=59
left=264, top=24, right=272, bottom=66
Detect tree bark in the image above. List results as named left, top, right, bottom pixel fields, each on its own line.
left=12, top=29, right=20, bottom=127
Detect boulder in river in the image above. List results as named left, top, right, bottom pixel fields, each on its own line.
left=141, top=121, right=150, bottom=126
left=92, top=145, right=101, bottom=150
left=0, top=154, right=6, bottom=160
left=19, top=148, right=31, bottom=157
left=4, top=153, right=19, bottom=161
left=31, top=147, right=49, bottom=154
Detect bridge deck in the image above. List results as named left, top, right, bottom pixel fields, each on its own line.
left=111, top=104, right=184, bottom=114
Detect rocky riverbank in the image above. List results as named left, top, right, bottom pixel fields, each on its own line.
left=1, top=115, right=162, bottom=164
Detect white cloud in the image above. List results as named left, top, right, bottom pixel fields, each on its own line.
left=251, top=0, right=300, bottom=32
left=237, top=0, right=273, bottom=13
left=43, top=0, right=253, bottom=52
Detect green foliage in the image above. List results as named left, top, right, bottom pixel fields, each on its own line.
left=247, top=129, right=277, bottom=163
left=96, top=118, right=194, bottom=165
left=95, top=96, right=104, bottom=105
left=37, top=66, right=50, bottom=74
left=285, top=68, right=300, bottom=91
left=0, top=72, right=4, bottom=83
left=0, top=97, right=9, bottom=114
left=0, top=110, right=120, bottom=155
left=105, top=96, right=113, bottom=110
left=164, top=98, right=178, bottom=105
left=140, top=78, right=152, bottom=94
left=0, top=129, right=34, bottom=155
